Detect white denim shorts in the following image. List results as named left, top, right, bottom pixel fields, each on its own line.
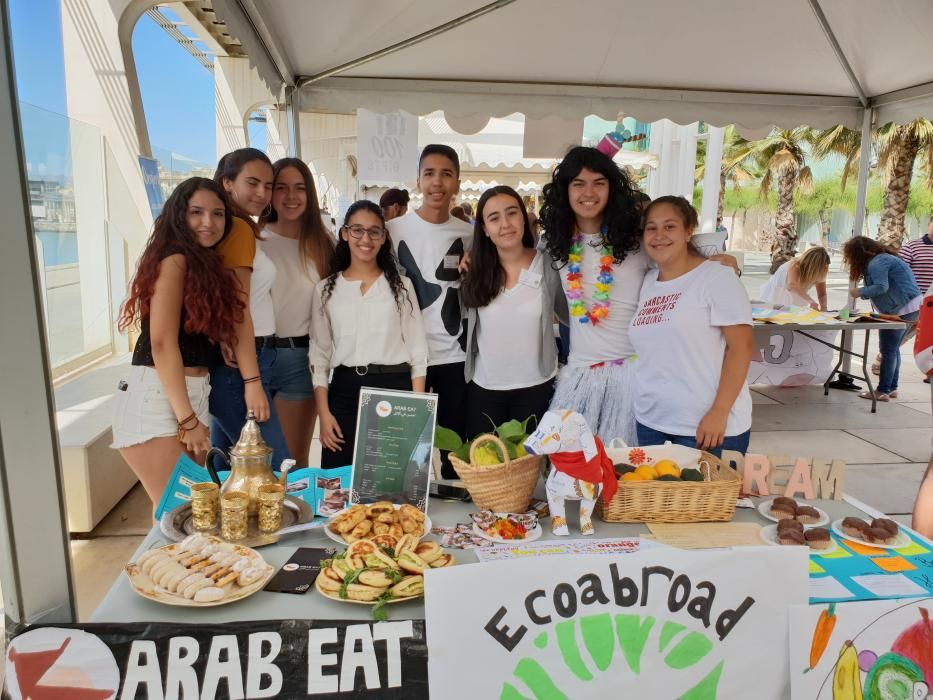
left=111, top=365, right=211, bottom=449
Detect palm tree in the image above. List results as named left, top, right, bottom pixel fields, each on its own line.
left=725, top=128, right=815, bottom=272
left=695, top=125, right=757, bottom=227
left=812, top=119, right=933, bottom=248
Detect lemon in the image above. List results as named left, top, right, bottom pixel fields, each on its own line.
left=634, top=465, right=658, bottom=480
left=654, top=460, right=681, bottom=478
left=473, top=445, right=501, bottom=467
left=514, top=443, right=528, bottom=457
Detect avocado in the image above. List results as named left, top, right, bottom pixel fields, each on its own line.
left=614, top=463, right=636, bottom=476
left=657, top=475, right=681, bottom=481
left=680, top=469, right=704, bottom=482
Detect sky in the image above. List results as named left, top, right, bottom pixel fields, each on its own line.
left=9, top=0, right=217, bottom=172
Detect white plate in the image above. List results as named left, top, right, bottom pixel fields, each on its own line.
left=759, top=524, right=838, bottom=555
left=125, top=538, right=273, bottom=607
left=324, top=504, right=432, bottom=545
left=830, top=519, right=912, bottom=550
left=758, top=498, right=829, bottom=527
left=473, top=520, right=543, bottom=545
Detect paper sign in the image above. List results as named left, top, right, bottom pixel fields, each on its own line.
left=808, top=576, right=855, bottom=600
left=356, top=109, right=419, bottom=185
left=474, top=537, right=644, bottom=562
left=850, top=574, right=929, bottom=598
left=351, top=388, right=436, bottom=509
left=425, top=548, right=808, bottom=699
left=646, top=522, right=765, bottom=549
left=748, top=326, right=837, bottom=386
left=789, top=598, right=933, bottom=699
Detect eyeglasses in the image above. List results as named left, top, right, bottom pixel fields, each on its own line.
left=343, top=224, right=387, bottom=240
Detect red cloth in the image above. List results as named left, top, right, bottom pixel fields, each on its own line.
left=550, top=436, right=618, bottom=503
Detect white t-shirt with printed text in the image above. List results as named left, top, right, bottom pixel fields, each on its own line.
left=388, top=211, right=473, bottom=365
left=629, top=260, right=753, bottom=437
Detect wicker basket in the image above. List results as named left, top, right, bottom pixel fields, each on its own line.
left=597, top=452, right=740, bottom=523
left=448, top=434, right=544, bottom=513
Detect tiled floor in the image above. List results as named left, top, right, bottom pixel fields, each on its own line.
left=59, top=254, right=933, bottom=620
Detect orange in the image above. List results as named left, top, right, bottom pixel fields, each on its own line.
left=634, top=465, right=658, bottom=480
left=654, top=460, right=681, bottom=478
left=620, top=472, right=644, bottom=481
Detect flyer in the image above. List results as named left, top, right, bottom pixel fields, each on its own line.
left=350, top=388, right=437, bottom=510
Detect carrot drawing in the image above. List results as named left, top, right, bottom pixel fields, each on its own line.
left=804, top=603, right=837, bottom=673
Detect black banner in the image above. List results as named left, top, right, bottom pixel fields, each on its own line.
left=3, top=619, right=428, bottom=699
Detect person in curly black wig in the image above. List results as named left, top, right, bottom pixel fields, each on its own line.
left=310, top=200, right=428, bottom=468
left=539, top=145, right=643, bottom=266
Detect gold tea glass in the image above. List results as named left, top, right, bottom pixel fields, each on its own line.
left=220, top=490, right=249, bottom=541
left=190, top=482, right=219, bottom=531
left=257, top=483, right=285, bottom=533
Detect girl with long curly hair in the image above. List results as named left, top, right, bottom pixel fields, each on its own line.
left=211, top=148, right=290, bottom=469
left=843, top=235, right=921, bottom=401
left=461, top=186, right=568, bottom=438
left=258, top=158, right=335, bottom=467
left=310, top=200, right=428, bottom=468
left=112, top=177, right=244, bottom=505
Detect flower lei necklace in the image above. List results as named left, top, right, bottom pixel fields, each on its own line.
left=566, top=227, right=614, bottom=325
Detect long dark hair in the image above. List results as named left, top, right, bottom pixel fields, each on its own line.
left=843, top=236, right=893, bottom=282
left=260, top=158, right=335, bottom=277
left=461, top=186, right=535, bottom=308
left=119, top=177, right=244, bottom=345
left=322, top=200, right=412, bottom=312
left=539, top=146, right=642, bottom=265
left=213, top=147, right=272, bottom=238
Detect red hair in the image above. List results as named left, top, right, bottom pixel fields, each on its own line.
left=119, top=177, right=244, bottom=346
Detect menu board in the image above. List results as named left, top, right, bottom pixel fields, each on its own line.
left=350, top=388, right=436, bottom=510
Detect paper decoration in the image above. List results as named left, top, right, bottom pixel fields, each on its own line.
left=727, top=452, right=846, bottom=500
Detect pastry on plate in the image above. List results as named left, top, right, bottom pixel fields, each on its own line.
left=769, top=498, right=797, bottom=519
left=865, top=526, right=898, bottom=545
left=776, top=518, right=803, bottom=534
left=778, top=529, right=806, bottom=546
left=804, top=527, right=833, bottom=551
left=794, top=505, right=821, bottom=524
left=871, top=518, right=899, bottom=537
left=841, top=516, right=870, bottom=538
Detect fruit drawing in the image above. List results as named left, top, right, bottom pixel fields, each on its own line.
left=805, top=603, right=837, bottom=674
left=863, top=652, right=924, bottom=700
left=832, top=641, right=864, bottom=700
left=891, top=607, right=933, bottom=688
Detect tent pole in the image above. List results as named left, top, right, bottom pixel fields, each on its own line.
left=852, top=108, right=873, bottom=237
left=285, top=85, right=302, bottom=159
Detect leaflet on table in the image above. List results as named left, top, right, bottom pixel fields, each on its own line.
left=350, top=388, right=436, bottom=512
left=154, top=454, right=351, bottom=519
left=474, top=537, right=647, bottom=562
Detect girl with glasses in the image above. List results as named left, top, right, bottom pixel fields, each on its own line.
left=210, top=148, right=291, bottom=469
left=310, top=201, right=428, bottom=468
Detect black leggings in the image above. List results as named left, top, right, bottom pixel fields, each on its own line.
left=321, top=368, right=412, bottom=469
left=465, top=378, right=555, bottom=439
left=426, top=362, right=468, bottom=478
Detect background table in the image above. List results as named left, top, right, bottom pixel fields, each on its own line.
left=92, top=497, right=880, bottom=624
left=753, top=320, right=907, bottom=412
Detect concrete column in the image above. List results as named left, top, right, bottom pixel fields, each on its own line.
left=0, top=0, right=77, bottom=625
left=700, top=126, right=725, bottom=233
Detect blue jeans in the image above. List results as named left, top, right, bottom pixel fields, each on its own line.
left=635, top=422, right=751, bottom=458
left=877, top=311, right=919, bottom=394
left=209, top=345, right=291, bottom=470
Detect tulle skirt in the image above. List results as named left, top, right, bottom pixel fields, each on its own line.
left=549, top=360, right=636, bottom=446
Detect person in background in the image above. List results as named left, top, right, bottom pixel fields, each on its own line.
left=760, top=246, right=830, bottom=309
left=629, top=196, right=754, bottom=456
left=900, top=217, right=933, bottom=294
left=212, top=148, right=290, bottom=468
left=112, top=178, right=244, bottom=505
left=388, top=144, right=473, bottom=477
left=450, top=205, right=471, bottom=223
left=461, top=186, right=568, bottom=438
left=844, top=236, right=922, bottom=402
left=461, top=202, right=474, bottom=223
left=259, top=158, right=335, bottom=467
left=311, top=201, right=427, bottom=468
left=379, top=188, right=410, bottom=221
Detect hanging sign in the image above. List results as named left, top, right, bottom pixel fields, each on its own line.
left=425, top=548, right=808, bottom=699
left=356, top=110, right=418, bottom=185
left=3, top=619, right=427, bottom=699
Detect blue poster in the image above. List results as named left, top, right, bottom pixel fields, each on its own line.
left=138, top=155, right=164, bottom=220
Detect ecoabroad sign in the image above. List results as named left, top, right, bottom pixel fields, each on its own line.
left=425, top=548, right=808, bottom=699
left=2, top=619, right=427, bottom=699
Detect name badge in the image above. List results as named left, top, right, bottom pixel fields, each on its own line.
left=444, top=255, right=461, bottom=270
left=518, top=268, right=542, bottom=288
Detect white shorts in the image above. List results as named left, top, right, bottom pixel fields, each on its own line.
left=111, top=365, right=211, bottom=449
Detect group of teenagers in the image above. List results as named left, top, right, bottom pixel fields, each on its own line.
left=110, top=141, right=923, bottom=509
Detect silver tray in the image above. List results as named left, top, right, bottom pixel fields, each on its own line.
left=160, top=495, right=317, bottom=548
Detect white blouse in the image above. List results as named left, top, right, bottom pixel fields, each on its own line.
left=309, top=274, right=428, bottom=388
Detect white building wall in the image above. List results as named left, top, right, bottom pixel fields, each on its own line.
left=215, top=56, right=274, bottom=159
